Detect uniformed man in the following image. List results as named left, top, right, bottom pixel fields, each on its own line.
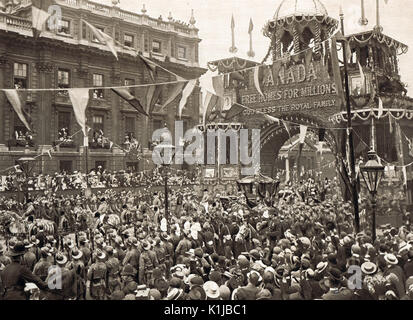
left=160, top=233, right=174, bottom=278
left=138, top=240, right=159, bottom=285
left=79, top=236, right=91, bottom=267
left=87, top=250, right=107, bottom=300
left=153, top=237, right=166, bottom=276
left=66, top=248, right=86, bottom=300
left=22, top=240, right=37, bottom=271
left=33, top=247, right=52, bottom=281
left=122, top=237, right=140, bottom=279
left=1, top=242, right=49, bottom=300
left=45, top=253, right=76, bottom=300
left=105, top=246, right=121, bottom=297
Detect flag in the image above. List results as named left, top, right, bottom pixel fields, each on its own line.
left=109, top=141, right=113, bottom=149
left=159, top=82, right=186, bottom=111
left=299, top=125, right=308, bottom=144
left=200, top=74, right=224, bottom=124
left=253, top=66, right=264, bottom=96
left=47, top=149, right=52, bottom=159
left=178, top=79, right=196, bottom=118
left=68, top=88, right=90, bottom=136
left=248, top=18, right=253, bottom=34
left=83, top=20, right=118, bottom=60
left=145, top=85, right=163, bottom=114
left=83, top=135, right=89, bottom=147
left=31, top=0, right=53, bottom=38
left=4, top=90, right=31, bottom=131
left=264, top=114, right=280, bottom=124
left=139, top=55, right=158, bottom=82
left=112, top=88, right=148, bottom=116
left=282, top=120, right=291, bottom=137
left=378, top=97, right=384, bottom=118
left=202, top=92, right=221, bottom=125
left=330, top=36, right=345, bottom=108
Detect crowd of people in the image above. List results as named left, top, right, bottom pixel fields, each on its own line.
left=0, top=167, right=201, bottom=192
left=0, top=175, right=413, bottom=301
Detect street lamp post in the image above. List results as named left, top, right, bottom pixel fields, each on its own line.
left=159, top=144, right=175, bottom=228
left=16, top=157, right=36, bottom=202
left=360, top=149, right=385, bottom=242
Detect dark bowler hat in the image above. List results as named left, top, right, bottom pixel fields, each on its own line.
left=7, top=242, right=26, bottom=257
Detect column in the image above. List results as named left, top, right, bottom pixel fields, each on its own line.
left=35, top=62, right=54, bottom=150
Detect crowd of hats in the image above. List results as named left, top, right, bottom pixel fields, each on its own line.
left=1, top=175, right=413, bottom=300
left=0, top=166, right=200, bottom=192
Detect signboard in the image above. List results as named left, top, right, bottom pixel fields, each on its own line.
left=240, top=55, right=342, bottom=119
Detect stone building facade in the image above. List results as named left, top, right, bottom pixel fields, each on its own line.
left=0, top=0, right=206, bottom=174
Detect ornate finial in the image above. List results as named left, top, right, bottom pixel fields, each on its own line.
left=229, top=14, right=238, bottom=54
left=374, top=0, right=384, bottom=33
left=141, top=4, right=147, bottom=14
left=359, top=0, right=368, bottom=26
left=168, top=12, right=173, bottom=21
left=247, top=17, right=255, bottom=58
left=112, top=0, right=119, bottom=6
left=189, top=9, right=196, bottom=25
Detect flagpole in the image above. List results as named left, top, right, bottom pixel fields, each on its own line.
left=340, top=9, right=361, bottom=233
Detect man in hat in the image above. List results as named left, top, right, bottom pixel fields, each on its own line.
left=79, top=236, right=91, bottom=267
left=233, top=271, right=262, bottom=300
left=33, top=247, right=52, bottom=282
left=138, top=240, right=159, bottom=285
left=22, top=239, right=37, bottom=271
left=120, top=264, right=138, bottom=296
left=105, top=246, right=121, bottom=297
left=383, top=253, right=405, bottom=299
left=1, top=242, right=49, bottom=300
left=153, top=237, right=167, bottom=276
left=87, top=250, right=107, bottom=300
left=66, top=248, right=86, bottom=300
left=160, top=233, right=174, bottom=277
left=321, top=268, right=354, bottom=300
left=45, top=252, right=76, bottom=300
left=122, top=237, right=140, bottom=277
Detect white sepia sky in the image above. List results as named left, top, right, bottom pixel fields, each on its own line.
left=103, top=0, right=413, bottom=93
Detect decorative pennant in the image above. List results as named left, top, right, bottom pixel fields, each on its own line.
left=112, top=88, right=148, bottom=116
left=178, top=79, right=197, bottom=118
left=253, top=66, right=264, bottom=97
left=31, top=1, right=52, bottom=38
left=299, top=125, right=308, bottom=144
left=139, top=55, right=158, bottom=82
left=283, top=120, right=291, bottom=137
left=83, top=20, right=118, bottom=60
left=47, top=149, right=52, bottom=159
left=4, top=90, right=31, bottom=131
left=68, top=88, right=90, bottom=136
